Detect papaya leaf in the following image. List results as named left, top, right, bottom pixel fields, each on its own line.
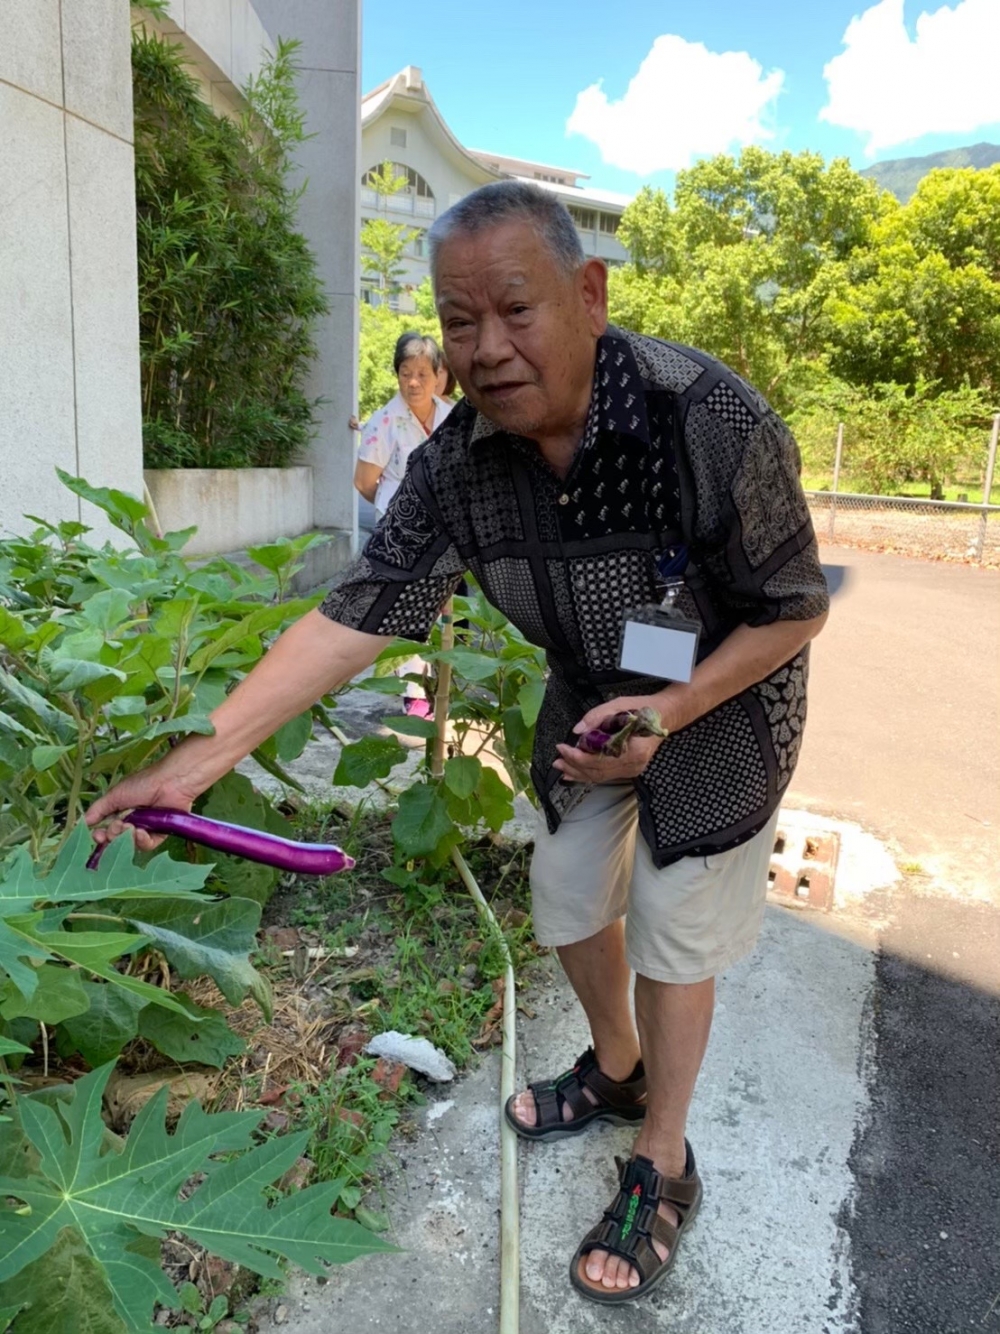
left=0, top=1066, right=394, bottom=1331
left=0, top=967, right=90, bottom=1027
left=0, top=1227, right=131, bottom=1333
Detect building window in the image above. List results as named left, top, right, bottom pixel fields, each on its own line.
left=411, top=231, right=425, bottom=258
left=569, top=206, right=596, bottom=231
left=599, top=212, right=620, bottom=235
left=390, top=126, right=407, bottom=148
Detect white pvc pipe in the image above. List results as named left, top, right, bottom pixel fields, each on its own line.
left=452, top=846, right=519, bottom=1334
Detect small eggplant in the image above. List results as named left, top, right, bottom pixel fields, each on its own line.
left=574, top=706, right=670, bottom=758
left=86, top=807, right=355, bottom=876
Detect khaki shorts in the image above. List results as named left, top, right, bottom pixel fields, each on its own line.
left=530, top=785, right=780, bottom=984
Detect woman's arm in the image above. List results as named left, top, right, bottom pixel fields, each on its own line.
left=354, top=458, right=382, bottom=504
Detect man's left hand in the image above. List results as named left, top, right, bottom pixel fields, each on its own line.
left=554, top=696, right=669, bottom=783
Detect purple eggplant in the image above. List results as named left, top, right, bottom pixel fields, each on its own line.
left=574, top=706, right=670, bottom=758
left=86, top=807, right=355, bottom=876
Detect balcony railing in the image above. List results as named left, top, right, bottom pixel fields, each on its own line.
left=360, top=189, right=436, bottom=219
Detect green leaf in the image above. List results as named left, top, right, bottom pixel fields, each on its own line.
left=58, top=984, right=144, bottom=1066
left=0, top=609, right=30, bottom=653
left=138, top=998, right=245, bottom=1069
left=0, top=1036, right=32, bottom=1059
left=0, top=669, right=76, bottom=742
left=43, top=658, right=126, bottom=693
left=0, top=967, right=90, bottom=1026
left=382, top=713, right=437, bottom=739
left=476, top=767, right=515, bottom=833
left=0, top=1065, right=394, bottom=1331
left=186, top=602, right=312, bottom=675
left=0, top=1227, right=129, bottom=1334
left=392, top=785, right=456, bottom=858
left=273, top=710, right=313, bottom=763
left=444, top=755, right=481, bottom=800
left=518, top=679, right=546, bottom=727
left=356, top=675, right=406, bottom=695
left=55, top=471, right=148, bottom=531
left=373, top=639, right=428, bottom=667
left=123, top=895, right=269, bottom=1015
left=437, top=648, right=501, bottom=682
left=333, top=735, right=408, bottom=788
left=29, top=746, right=72, bottom=773
left=79, top=589, right=134, bottom=637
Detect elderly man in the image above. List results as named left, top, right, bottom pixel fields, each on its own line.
left=88, top=181, right=828, bottom=1304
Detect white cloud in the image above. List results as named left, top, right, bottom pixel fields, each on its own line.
left=566, top=35, right=785, bottom=175
left=821, top=0, right=1000, bottom=155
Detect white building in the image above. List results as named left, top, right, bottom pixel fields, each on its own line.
left=2, top=0, right=362, bottom=571
left=360, top=67, right=631, bottom=307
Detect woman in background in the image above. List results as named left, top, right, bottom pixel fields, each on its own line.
left=353, top=332, right=453, bottom=716
left=354, top=332, right=451, bottom=521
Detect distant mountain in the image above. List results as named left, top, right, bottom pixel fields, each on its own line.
left=860, top=142, right=1000, bottom=202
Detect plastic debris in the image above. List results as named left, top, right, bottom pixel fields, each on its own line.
left=364, top=1030, right=457, bottom=1082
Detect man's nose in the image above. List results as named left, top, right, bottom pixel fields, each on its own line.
left=473, top=315, right=514, bottom=369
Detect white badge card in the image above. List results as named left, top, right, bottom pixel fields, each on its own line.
left=618, top=606, right=700, bottom=683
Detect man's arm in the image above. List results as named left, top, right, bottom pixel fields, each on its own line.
left=86, top=611, right=387, bottom=847
left=555, top=613, right=826, bottom=782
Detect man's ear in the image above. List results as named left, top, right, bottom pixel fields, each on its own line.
left=578, top=258, right=609, bottom=336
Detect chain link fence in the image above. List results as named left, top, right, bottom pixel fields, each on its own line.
left=807, top=491, right=1000, bottom=567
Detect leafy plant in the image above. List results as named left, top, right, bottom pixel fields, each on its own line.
left=0, top=823, right=267, bottom=1069
left=0, top=1063, right=393, bottom=1332
left=132, top=21, right=328, bottom=468
left=0, top=472, right=328, bottom=868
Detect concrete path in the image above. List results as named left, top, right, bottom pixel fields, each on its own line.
left=254, top=546, right=1000, bottom=1334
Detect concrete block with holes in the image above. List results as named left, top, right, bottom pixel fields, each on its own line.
left=767, top=812, right=840, bottom=911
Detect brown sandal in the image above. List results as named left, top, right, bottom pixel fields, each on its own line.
left=570, top=1144, right=702, bottom=1304
left=503, top=1047, right=646, bottom=1142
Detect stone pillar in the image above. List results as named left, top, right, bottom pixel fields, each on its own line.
left=251, top=0, right=362, bottom=553
left=0, top=0, right=143, bottom=539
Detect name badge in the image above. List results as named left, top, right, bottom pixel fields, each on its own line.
left=619, top=606, right=700, bottom=683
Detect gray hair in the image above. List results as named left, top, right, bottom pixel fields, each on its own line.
left=428, top=181, right=585, bottom=278
left=393, top=331, right=442, bottom=374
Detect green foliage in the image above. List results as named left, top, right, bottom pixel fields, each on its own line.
left=0, top=824, right=266, bottom=1061
left=0, top=472, right=322, bottom=866
left=788, top=376, right=993, bottom=495
left=0, top=1064, right=393, bottom=1332
left=360, top=162, right=416, bottom=295
left=132, top=24, right=328, bottom=468
left=609, top=147, right=1000, bottom=490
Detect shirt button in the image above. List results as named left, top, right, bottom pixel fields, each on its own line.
left=558, top=493, right=570, bottom=505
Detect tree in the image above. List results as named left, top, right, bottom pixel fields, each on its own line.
left=609, top=148, right=887, bottom=410
left=360, top=161, right=416, bottom=296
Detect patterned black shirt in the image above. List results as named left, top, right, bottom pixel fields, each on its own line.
left=322, top=328, right=829, bottom=867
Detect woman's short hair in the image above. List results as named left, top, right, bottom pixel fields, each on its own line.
left=393, top=331, right=442, bottom=375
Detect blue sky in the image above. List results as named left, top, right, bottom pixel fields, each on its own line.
left=361, top=0, right=1000, bottom=196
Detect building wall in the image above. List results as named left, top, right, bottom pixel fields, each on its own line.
left=0, top=0, right=143, bottom=539
left=361, top=109, right=491, bottom=295
left=252, top=0, right=362, bottom=541
left=142, top=0, right=275, bottom=120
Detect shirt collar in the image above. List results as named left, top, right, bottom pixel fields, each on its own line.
left=469, top=328, right=651, bottom=450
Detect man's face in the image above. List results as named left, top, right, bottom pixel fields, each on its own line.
left=434, top=222, right=608, bottom=441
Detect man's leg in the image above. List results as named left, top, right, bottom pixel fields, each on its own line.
left=509, top=920, right=641, bottom=1126
left=583, top=974, right=715, bottom=1290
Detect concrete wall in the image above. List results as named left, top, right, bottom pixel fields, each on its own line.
left=144, top=0, right=274, bottom=120
left=252, top=0, right=362, bottom=547
left=0, top=0, right=143, bottom=539
left=145, top=465, right=313, bottom=556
